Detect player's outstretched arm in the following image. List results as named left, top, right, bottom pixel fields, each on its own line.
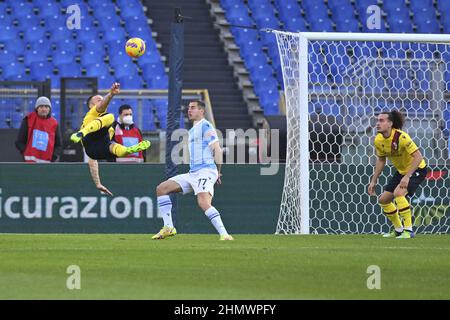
left=88, top=157, right=114, bottom=196
left=96, top=82, right=120, bottom=114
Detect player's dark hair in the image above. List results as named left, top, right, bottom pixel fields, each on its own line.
left=119, top=104, right=132, bottom=114
left=192, top=100, right=206, bottom=109
left=381, top=110, right=404, bottom=129
left=86, top=95, right=96, bottom=109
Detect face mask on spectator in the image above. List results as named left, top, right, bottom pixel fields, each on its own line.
left=122, top=115, right=133, bottom=125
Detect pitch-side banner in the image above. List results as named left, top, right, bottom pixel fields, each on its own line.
left=0, top=164, right=282, bottom=233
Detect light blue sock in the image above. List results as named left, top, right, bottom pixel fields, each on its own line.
left=205, top=207, right=228, bottom=235
left=157, top=195, right=174, bottom=228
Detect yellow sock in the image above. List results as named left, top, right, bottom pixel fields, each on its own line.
left=80, top=114, right=115, bottom=136
left=395, top=196, right=413, bottom=230
left=380, top=202, right=403, bottom=230
left=111, top=143, right=129, bottom=157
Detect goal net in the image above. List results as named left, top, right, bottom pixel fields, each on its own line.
left=274, top=31, right=450, bottom=235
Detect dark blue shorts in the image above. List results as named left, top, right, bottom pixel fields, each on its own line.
left=384, top=167, right=428, bottom=196
left=82, top=127, right=115, bottom=160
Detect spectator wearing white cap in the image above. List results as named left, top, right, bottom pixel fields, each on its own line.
left=15, top=96, right=62, bottom=163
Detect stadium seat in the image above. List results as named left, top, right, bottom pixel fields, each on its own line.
left=35, top=1, right=61, bottom=19
left=50, top=26, right=74, bottom=43
left=117, top=74, right=145, bottom=89
left=98, top=74, right=116, bottom=89
left=220, top=0, right=245, bottom=11
left=9, top=2, right=33, bottom=19
left=92, top=3, right=117, bottom=19
left=0, top=25, right=18, bottom=42
left=388, top=18, right=413, bottom=33
left=80, top=50, right=104, bottom=68
left=2, top=62, right=26, bottom=80
left=309, top=17, right=334, bottom=32
left=335, top=18, right=360, bottom=32
left=415, top=18, right=440, bottom=34
left=141, top=62, right=165, bottom=79
left=275, top=0, right=302, bottom=21
left=283, top=17, right=308, bottom=32
left=22, top=26, right=47, bottom=43
left=23, top=50, right=47, bottom=66
left=29, top=61, right=54, bottom=80
left=57, top=63, right=82, bottom=77
left=76, top=26, right=101, bottom=43
left=54, top=39, right=78, bottom=55
left=103, top=26, right=127, bottom=43
left=114, top=63, right=139, bottom=78
left=109, top=51, right=132, bottom=68
left=4, top=41, right=26, bottom=56
left=52, top=50, right=74, bottom=66
left=16, top=14, right=41, bottom=30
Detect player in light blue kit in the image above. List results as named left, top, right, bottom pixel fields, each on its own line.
left=152, top=100, right=234, bottom=240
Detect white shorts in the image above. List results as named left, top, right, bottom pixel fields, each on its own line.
left=169, top=168, right=219, bottom=197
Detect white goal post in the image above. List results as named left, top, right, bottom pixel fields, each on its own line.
left=274, top=31, right=450, bottom=235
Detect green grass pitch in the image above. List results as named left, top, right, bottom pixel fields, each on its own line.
left=0, top=234, right=449, bottom=299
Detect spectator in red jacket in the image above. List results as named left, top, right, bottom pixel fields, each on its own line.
left=15, top=96, right=62, bottom=163
left=112, top=104, right=146, bottom=163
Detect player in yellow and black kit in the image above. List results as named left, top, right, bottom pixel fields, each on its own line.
left=368, top=110, right=427, bottom=239
left=70, top=82, right=150, bottom=195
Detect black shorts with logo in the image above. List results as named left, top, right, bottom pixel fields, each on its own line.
left=82, top=127, right=115, bottom=161
left=384, top=167, right=428, bottom=196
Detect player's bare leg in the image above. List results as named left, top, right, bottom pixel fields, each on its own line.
left=197, top=192, right=233, bottom=241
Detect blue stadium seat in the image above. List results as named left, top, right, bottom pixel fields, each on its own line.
left=113, top=63, right=138, bottom=78
left=80, top=50, right=104, bottom=68
left=44, top=14, right=67, bottom=29
left=93, top=3, right=117, bottom=19
left=54, top=39, right=78, bottom=54
left=9, top=2, right=33, bottom=19
left=244, top=51, right=268, bottom=73
left=2, top=62, right=26, bottom=80
left=148, top=74, right=168, bottom=90
left=109, top=51, right=132, bottom=68
left=335, top=18, right=360, bottom=32
left=259, top=89, right=279, bottom=115
left=0, top=25, right=18, bottom=42
left=119, top=2, right=146, bottom=20
left=275, top=0, right=302, bottom=21
left=23, top=50, right=47, bottom=66
left=35, top=1, right=61, bottom=19
left=309, top=17, right=334, bottom=32
left=103, top=26, right=127, bottom=43
left=388, top=18, right=413, bottom=33
left=330, top=3, right=356, bottom=22
left=76, top=26, right=101, bottom=43
left=0, top=13, right=14, bottom=28
left=50, top=26, right=74, bottom=42
left=254, top=13, right=279, bottom=29
left=23, top=26, right=47, bottom=43
left=4, top=41, right=25, bottom=56
left=52, top=50, right=74, bottom=66
left=283, top=16, right=308, bottom=32
left=137, top=50, right=163, bottom=67
left=58, top=63, right=82, bottom=77
left=220, top=0, right=245, bottom=11
left=141, top=62, right=165, bottom=79
left=117, top=74, right=145, bottom=89
left=98, top=74, right=116, bottom=89
left=16, top=14, right=41, bottom=30
left=437, top=0, right=450, bottom=11
left=97, top=15, right=121, bottom=31
left=232, top=27, right=258, bottom=45
left=85, top=63, right=110, bottom=77
left=303, top=0, right=329, bottom=19
left=239, top=40, right=263, bottom=60
left=415, top=18, right=440, bottom=34
left=409, top=0, right=433, bottom=12
left=30, top=61, right=54, bottom=80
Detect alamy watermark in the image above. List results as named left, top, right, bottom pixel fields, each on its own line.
left=366, top=265, right=381, bottom=290
left=66, top=265, right=81, bottom=290
left=66, top=4, right=81, bottom=30
left=169, top=128, right=280, bottom=175
left=366, top=5, right=381, bottom=30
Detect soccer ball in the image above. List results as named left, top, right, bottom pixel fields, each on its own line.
left=125, top=38, right=146, bottom=58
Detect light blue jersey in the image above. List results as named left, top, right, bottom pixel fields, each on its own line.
left=189, top=119, right=218, bottom=172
